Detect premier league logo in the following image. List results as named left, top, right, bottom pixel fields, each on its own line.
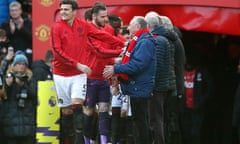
left=48, top=96, right=56, bottom=107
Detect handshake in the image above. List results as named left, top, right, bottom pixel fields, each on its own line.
left=75, top=63, right=115, bottom=78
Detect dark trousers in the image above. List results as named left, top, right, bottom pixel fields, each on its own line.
left=165, top=94, right=182, bottom=144
left=130, top=97, right=150, bottom=144
left=150, top=91, right=166, bottom=144
left=111, top=107, right=128, bottom=144
left=150, top=91, right=182, bottom=144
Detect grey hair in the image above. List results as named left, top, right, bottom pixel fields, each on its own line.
left=133, top=16, right=148, bottom=29
left=9, top=1, right=22, bottom=9
left=159, top=16, right=173, bottom=30
left=145, top=14, right=160, bottom=30
left=145, top=11, right=159, bottom=18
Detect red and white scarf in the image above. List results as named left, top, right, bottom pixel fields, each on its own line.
left=119, top=29, right=149, bottom=80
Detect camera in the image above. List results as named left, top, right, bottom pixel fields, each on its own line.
left=14, top=73, right=28, bottom=82
left=16, top=89, right=28, bottom=108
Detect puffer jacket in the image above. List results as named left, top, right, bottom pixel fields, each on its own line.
left=152, top=26, right=177, bottom=96
left=1, top=76, right=36, bottom=137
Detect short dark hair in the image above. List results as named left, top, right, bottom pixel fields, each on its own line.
left=108, top=14, right=122, bottom=27
left=108, top=14, right=122, bottom=35
left=91, top=2, right=106, bottom=15
left=84, top=8, right=92, bottom=21
left=60, top=0, right=78, bottom=10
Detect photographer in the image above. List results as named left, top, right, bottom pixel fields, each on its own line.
left=1, top=53, right=36, bottom=144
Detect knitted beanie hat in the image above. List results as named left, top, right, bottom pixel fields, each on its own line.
left=13, top=53, right=28, bottom=66
left=15, top=50, right=25, bottom=55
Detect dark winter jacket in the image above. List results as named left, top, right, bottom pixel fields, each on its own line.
left=174, top=33, right=186, bottom=96
left=1, top=18, right=32, bottom=52
left=1, top=79, right=37, bottom=137
left=114, top=32, right=156, bottom=98
left=31, top=60, right=52, bottom=81
left=31, top=60, right=52, bottom=99
left=151, top=26, right=177, bottom=96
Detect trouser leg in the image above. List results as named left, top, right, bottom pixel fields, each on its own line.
left=111, top=109, right=128, bottom=144
left=131, top=98, right=150, bottom=144
left=150, top=92, right=166, bottom=144
left=119, top=117, right=127, bottom=144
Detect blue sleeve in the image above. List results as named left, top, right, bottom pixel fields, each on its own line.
left=114, top=38, right=155, bottom=75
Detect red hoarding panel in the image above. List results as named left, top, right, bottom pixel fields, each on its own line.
left=157, top=6, right=240, bottom=35
left=33, top=0, right=58, bottom=61
left=76, top=0, right=240, bottom=8
left=33, top=1, right=240, bottom=60
left=53, top=5, right=240, bottom=36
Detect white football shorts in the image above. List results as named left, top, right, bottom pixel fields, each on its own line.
left=53, top=74, right=87, bottom=107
